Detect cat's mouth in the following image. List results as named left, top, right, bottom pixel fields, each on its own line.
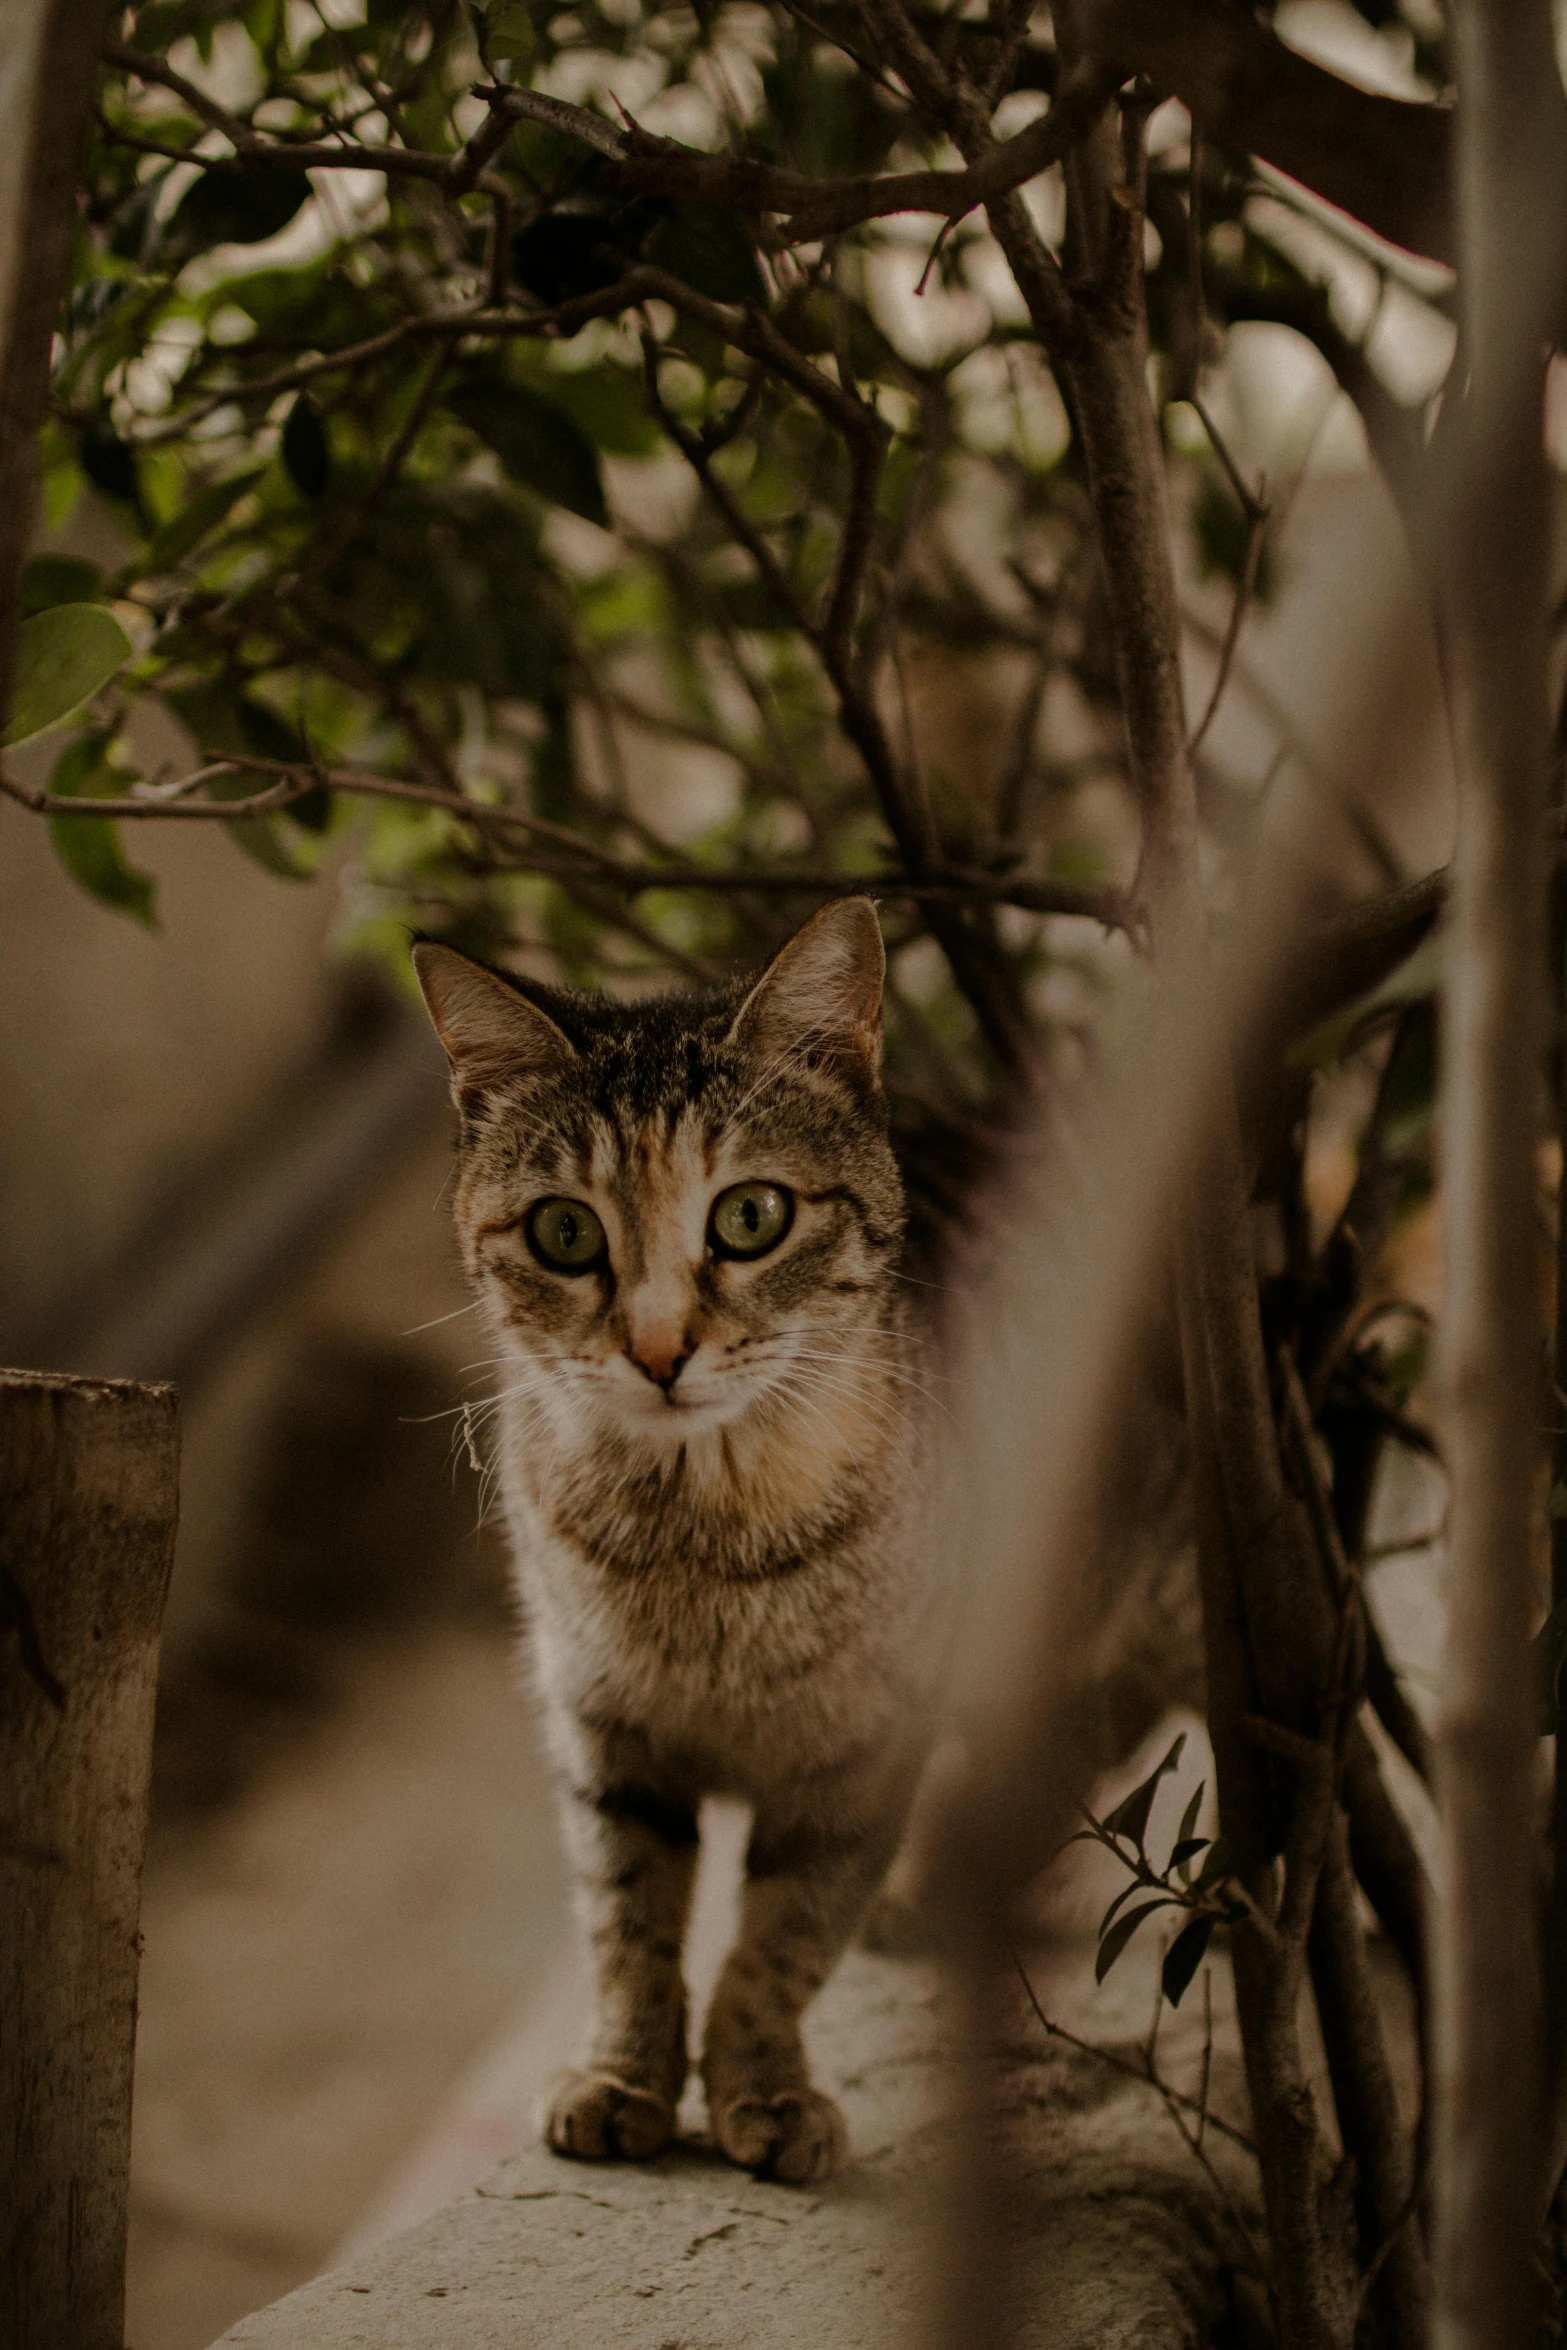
left=612, top=1373, right=747, bottom=1436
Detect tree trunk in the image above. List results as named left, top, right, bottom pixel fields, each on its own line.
left=0, top=0, right=111, bottom=716
left=1431, top=7, right=1559, bottom=2346
left=0, top=1369, right=180, bottom=2350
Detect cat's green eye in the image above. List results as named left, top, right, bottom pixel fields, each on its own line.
left=709, top=1181, right=793, bottom=1261
left=526, top=1196, right=607, bottom=1273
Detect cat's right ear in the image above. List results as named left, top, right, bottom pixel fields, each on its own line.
left=412, top=943, right=576, bottom=1110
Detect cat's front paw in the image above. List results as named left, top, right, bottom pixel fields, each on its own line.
left=709, top=2086, right=847, bottom=2183
left=543, top=2068, right=676, bottom=2162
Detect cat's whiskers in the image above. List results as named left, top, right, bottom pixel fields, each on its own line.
left=767, top=1346, right=921, bottom=1430
left=762, top=1359, right=912, bottom=1452
left=742, top=1338, right=949, bottom=1422
left=784, top=1379, right=912, bottom=1455
left=771, top=1320, right=938, bottom=1364
left=761, top=1379, right=909, bottom=1482
left=399, top=1299, right=484, bottom=1337
left=757, top=1366, right=859, bottom=1456
left=789, top=1369, right=948, bottom=1430
left=775, top=1340, right=942, bottom=1387
left=448, top=1379, right=555, bottom=1529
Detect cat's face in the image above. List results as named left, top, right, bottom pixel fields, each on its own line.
left=414, top=901, right=905, bottom=1454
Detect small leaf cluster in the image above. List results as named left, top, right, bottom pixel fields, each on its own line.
left=1076, top=1734, right=1243, bottom=2011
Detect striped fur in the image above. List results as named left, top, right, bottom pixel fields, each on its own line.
left=414, top=901, right=943, bottom=2182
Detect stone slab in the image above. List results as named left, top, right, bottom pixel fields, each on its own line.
left=210, top=1944, right=1258, bottom=2350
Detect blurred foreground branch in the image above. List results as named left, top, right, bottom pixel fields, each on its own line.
left=1430, top=6, right=1560, bottom=2345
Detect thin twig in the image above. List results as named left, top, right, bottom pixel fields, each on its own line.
left=474, top=60, right=1122, bottom=242
left=1186, top=500, right=1268, bottom=760
left=1009, top=1948, right=1268, bottom=2275
left=1186, top=399, right=1270, bottom=760
left=1006, top=1947, right=1257, bottom=2155
left=0, top=761, right=1126, bottom=920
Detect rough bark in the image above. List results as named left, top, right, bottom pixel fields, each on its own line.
left=979, top=42, right=1386, bottom=2340
left=1179, top=1143, right=1348, bottom=2350
left=1430, top=6, right=1560, bottom=2344
left=1308, top=1810, right=1428, bottom=2350
left=0, top=0, right=112, bottom=719
left=1546, top=926, right=1567, bottom=2205
left=0, top=1370, right=180, bottom=2350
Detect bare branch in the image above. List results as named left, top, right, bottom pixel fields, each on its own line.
left=484, top=61, right=1122, bottom=238
left=104, top=40, right=263, bottom=151
left=1007, top=1948, right=1257, bottom=2155
left=105, top=44, right=1122, bottom=240
left=1308, top=1807, right=1430, bottom=2348
left=0, top=761, right=1126, bottom=923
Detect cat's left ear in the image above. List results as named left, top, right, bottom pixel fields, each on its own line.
left=726, top=897, right=885, bottom=1080
left=412, top=941, right=577, bottom=1110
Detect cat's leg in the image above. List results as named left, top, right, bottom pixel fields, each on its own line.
left=545, top=1750, right=700, bottom=2163
left=701, top=1776, right=910, bottom=2184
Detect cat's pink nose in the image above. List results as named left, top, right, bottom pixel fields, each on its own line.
left=626, top=1325, right=692, bottom=1392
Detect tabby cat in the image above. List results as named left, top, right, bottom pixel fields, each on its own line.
left=413, top=899, right=943, bottom=2184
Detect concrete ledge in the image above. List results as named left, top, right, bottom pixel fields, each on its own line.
left=211, top=1942, right=1258, bottom=2350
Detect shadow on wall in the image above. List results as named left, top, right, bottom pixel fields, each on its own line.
left=151, top=1332, right=511, bottom=1824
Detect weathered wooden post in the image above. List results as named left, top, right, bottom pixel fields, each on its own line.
left=1, top=1371, right=179, bottom=2350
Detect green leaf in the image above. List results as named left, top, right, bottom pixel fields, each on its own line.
left=1377, top=1002, right=1438, bottom=1158
left=20, top=555, right=103, bottom=616
left=134, top=466, right=266, bottom=576
left=165, top=166, right=314, bottom=259
left=1098, top=1879, right=1148, bottom=1937
left=1192, top=1835, right=1235, bottom=1892
left=482, top=0, right=534, bottom=59
left=223, top=261, right=327, bottom=333
left=541, top=361, right=661, bottom=458
left=1095, top=1898, right=1170, bottom=1985
left=45, top=732, right=157, bottom=927
left=1290, top=933, right=1446, bottom=1071
left=223, top=811, right=317, bottom=878
left=647, top=202, right=766, bottom=305
left=512, top=212, right=638, bottom=306
left=1172, top=1782, right=1203, bottom=1848
left=447, top=376, right=608, bottom=527
left=165, top=681, right=298, bottom=763
left=4, top=605, right=132, bottom=747
left=1170, top=1782, right=1207, bottom=1884
left=1193, top=475, right=1272, bottom=596
left=282, top=394, right=331, bottom=497
left=163, top=682, right=321, bottom=876
left=1102, top=1733, right=1186, bottom=1856
left=79, top=424, right=141, bottom=510
left=718, top=575, right=795, bottom=632
left=1161, top=1915, right=1217, bottom=2009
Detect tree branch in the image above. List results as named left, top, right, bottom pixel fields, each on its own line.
left=105, top=46, right=1123, bottom=240
left=0, top=762, right=1125, bottom=923
left=1307, top=1806, right=1429, bottom=2348
left=1432, top=3, right=1558, bottom=2333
